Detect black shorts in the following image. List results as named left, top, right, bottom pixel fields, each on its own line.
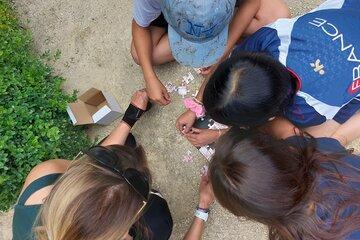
left=150, top=13, right=168, bottom=29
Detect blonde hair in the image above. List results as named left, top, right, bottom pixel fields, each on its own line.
left=35, top=145, right=151, bottom=240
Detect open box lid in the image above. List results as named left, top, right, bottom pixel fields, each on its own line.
left=67, top=88, right=121, bottom=126
left=78, top=88, right=105, bottom=106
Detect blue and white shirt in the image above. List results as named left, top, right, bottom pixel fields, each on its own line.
left=234, top=0, right=360, bottom=127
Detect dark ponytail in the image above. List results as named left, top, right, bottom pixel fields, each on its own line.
left=203, top=52, right=296, bottom=128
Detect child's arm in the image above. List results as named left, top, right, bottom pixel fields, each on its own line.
left=330, top=112, right=360, bottom=146
left=101, top=90, right=149, bottom=146
left=226, top=0, right=261, bottom=58
left=132, top=21, right=171, bottom=106
left=200, top=0, right=260, bottom=76
left=264, top=114, right=360, bottom=147
left=183, top=175, right=214, bottom=240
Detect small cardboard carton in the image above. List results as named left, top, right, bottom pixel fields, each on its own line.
left=66, top=88, right=121, bottom=126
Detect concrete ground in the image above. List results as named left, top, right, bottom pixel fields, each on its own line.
left=2, top=0, right=359, bottom=239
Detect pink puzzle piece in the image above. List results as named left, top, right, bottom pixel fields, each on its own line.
left=182, top=150, right=194, bottom=164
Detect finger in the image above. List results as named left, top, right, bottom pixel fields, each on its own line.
left=184, top=134, right=195, bottom=143
left=200, top=68, right=211, bottom=75
left=157, top=98, right=167, bottom=106
left=190, top=128, right=201, bottom=134
left=158, top=96, right=169, bottom=105
left=163, top=90, right=171, bottom=102
left=162, top=97, right=171, bottom=105
left=142, top=91, right=149, bottom=101
left=201, top=69, right=210, bottom=74
left=183, top=124, right=192, bottom=134
left=188, top=139, right=198, bottom=147
left=175, top=120, right=181, bottom=132
left=201, top=172, right=209, bottom=181
left=185, top=133, right=197, bottom=142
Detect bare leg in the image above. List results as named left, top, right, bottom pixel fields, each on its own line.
left=131, top=26, right=173, bottom=65
left=243, top=0, right=290, bottom=36
left=152, top=33, right=173, bottom=65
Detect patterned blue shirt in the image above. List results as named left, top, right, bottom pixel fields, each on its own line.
left=234, top=0, right=360, bottom=127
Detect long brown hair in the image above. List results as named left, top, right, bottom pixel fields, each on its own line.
left=35, top=145, right=152, bottom=240
left=210, top=128, right=360, bottom=240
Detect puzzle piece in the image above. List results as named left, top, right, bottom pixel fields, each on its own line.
left=178, top=86, right=190, bottom=98
left=208, top=120, right=229, bottom=130
left=200, top=165, right=209, bottom=176
left=182, top=150, right=194, bottom=164
left=199, top=145, right=215, bottom=161
left=182, top=72, right=195, bottom=85
left=191, top=90, right=199, bottom=98
left=193, top=68, right=202, bottom=74
left=165, top=82, right=178, bottom=93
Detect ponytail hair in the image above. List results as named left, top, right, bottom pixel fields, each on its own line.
left=210, top=128, right=360, bottom=240
left=203, top=52, right=296, bottom=128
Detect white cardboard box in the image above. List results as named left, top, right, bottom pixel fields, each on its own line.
left=66, top=88, right=121, bottom=126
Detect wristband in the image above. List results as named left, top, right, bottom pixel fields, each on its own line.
left=195, top=209, right=209, bottom=222
left=184, top=98, right=205, bottom=118
left=122, top=104, right=144, bottom=128
left=197, top=206, right=210, bottom=213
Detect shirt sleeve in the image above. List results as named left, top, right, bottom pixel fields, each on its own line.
left=313, top=0, right=359, bottom=11
left=231, top=27, right=281, bottom=58
left=133, top=0, right=162, bottom=28
left=333, top=96, right=360, bottom=124
left=343, top=0, right=360, bottom=9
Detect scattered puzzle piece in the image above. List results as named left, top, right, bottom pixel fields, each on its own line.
left=182, top=72, right=195, bottom=85
left=178, top=86, right=190, bottom=98
left=199, top=145, right=215, bottom=161
left=191, top=90, right=199, bottom=98
left=200, top=165, right=209, bottom=176
left=182, top=150, right=194, bottom=164
left=208, top=119, right=229, bottom=130
left=193, top=68, right=202, bottom=74
left=165, top=82, right=178, bottom=93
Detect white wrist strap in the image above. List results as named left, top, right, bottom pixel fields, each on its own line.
left=195, top=209, right=209, bottom=222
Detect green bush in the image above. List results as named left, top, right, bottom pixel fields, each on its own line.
left=0, top=0, right=91, bottom=211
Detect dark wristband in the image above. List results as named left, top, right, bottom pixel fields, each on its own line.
left=122, top=104, right=144, bottom=128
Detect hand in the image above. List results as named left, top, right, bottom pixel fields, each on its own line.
left=198, top=174, right=215, bottom=209
left=185, top=128, right=220, bottom=147
left=200, top=62, right=220, bottom=76
left=176, top=110, right=197, bottom=134
left=130, top=89, right=149, bottom=110
left=146, top=78, right=171, bottom=106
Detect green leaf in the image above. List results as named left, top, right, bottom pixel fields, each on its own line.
left=0, top=0, right=91, bottom=211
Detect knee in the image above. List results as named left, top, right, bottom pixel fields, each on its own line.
left=272, top=3, right=291, bottom=19
left=278, top=7, right=291, bottom=19
left=130, top=42, right=140, bottom=65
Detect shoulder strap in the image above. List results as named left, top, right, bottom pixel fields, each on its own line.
left=18, top=173, right=62, bottom=205
left=150, top=190, right=164, bottom=199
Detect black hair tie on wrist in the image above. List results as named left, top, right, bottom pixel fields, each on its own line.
left=122, top=102, right=152, bottom=128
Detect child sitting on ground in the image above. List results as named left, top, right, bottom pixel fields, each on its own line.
left=131, top=0, right=290, bottom=105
